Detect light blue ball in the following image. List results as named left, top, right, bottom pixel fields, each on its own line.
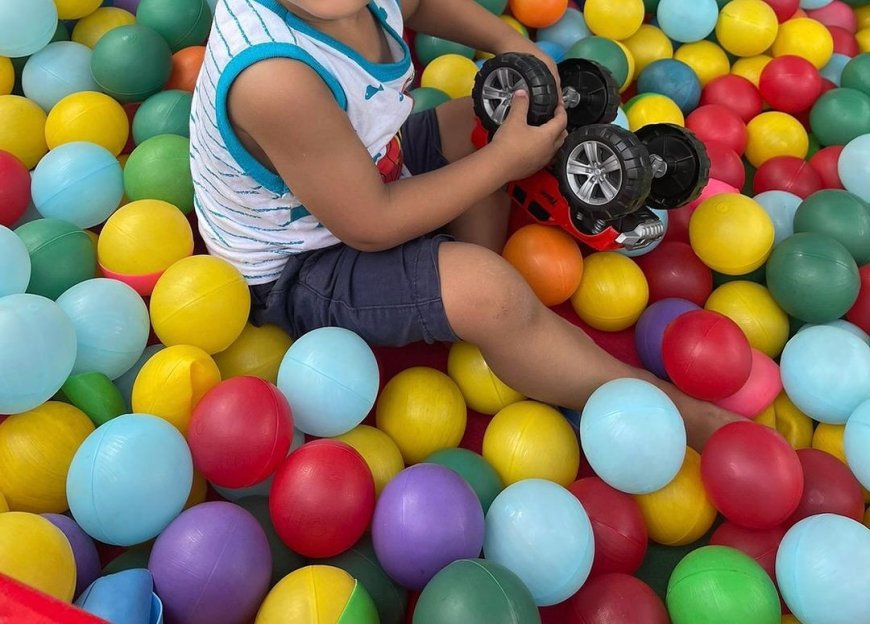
left=113, top=343, right=164, bottom=412
left=613, top=107, right=629, bottom=130
left=76, top=569, right=163, bottom=624
left=537, top=9, right=589, bottom=51
left=580, top=378, right=686, bottom=494
left=0, top=293, right=76, bottom=414
left=276, top=327, right=379, bottom=437
left=22, top=41, right=99, bottom=112
left=66, top=413, right=193, bottom=546
left=776, top=514, right=870, bottom=624
left=845, top=398, right=870, bottom=490
left=536, top=40, right=566, bottom=63
left=657, top=0, right=719, bottom=43
left=56, top=278, right=150, bottom=380
left=799, top=0, right=834, bottom=9
left=0, top=0, right=58, bottom=58
left=31, top=142, right=124, bottom=229
left=211, top=428, right=304, bottom=500
left=799, top=319, right=870, bottom=345
left=637, top=59, right=702, bottom=113
left=753, top=190, right=802, bottom=246
left=838, top=133, right=870, bottom=203
left=484, top=479, right=594, bottom=606
left=0, top=225, right=31, bottom=297
left=780, top=325, right=870, bottom=424
left=619, top=209, right=669, bottom=258
left=821, top=53, right=852, bottom=87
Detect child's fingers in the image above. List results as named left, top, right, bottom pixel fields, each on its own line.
left=506, top=89, right=529, bottom=122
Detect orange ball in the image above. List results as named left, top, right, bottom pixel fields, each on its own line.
left=508, top=0, right=568, bottom=28
left=502, top=225, right=584, bottom=306
left=164, top=46, right=206, bottom=92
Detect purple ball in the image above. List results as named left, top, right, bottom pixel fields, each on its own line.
left=111, top=0, right=141, bottom=12
left=42, top=513, right=101, bottom=600
left=372, top=464, right=485, bottom=590
left=635, top=298, right=700, bottom=379
left=148, top=501, right=271, bottom=624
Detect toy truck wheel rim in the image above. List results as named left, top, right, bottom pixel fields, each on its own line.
left=564, top=140, right=624, bottom=206
left=481, top=67, right=528, bottom=125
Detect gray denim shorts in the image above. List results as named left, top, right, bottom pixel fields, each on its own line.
left=249, top=108, right=459, bottom=346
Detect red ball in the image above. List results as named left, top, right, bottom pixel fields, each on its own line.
left=759, top=56, right=822, bottom=113
left=662, top=204, right=692, bottom=244
left=808, top=145, right=845, bottom=189
left=846, top=264, right=870, bottom=333
left=765, top=0, right=800, bottom=21
left=700, top=75, right=763, bottom=123
left=785, top=448, right=865, bottom=526
left=0, top=150, right=31, bottom=227
left=686, top=105, right=748, bottom=156
left=709, top=521, right=786, bottom=580
left=705, top=141, right=746, bottom=190
left=567, top=478, right=647, bottom=577
left=187, top=376, right=293, bottom=489
left=829, top=26, right=860, bottom=56
left=662, top=310, right=753, bottom=401
left=270, top=440, right=375, bottom=558
left=557, top=574, right=670, bottom=624
left=121, top=102, right=139, bottom=155
left=753, top=156, right=824, bottom=198
left=701, top=421, right=804, bottom=529
left=635, top=242, right=713, bottom=306
left=807, top=1, right=857, bottom=32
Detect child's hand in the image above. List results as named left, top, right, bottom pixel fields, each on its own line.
left=489, top=89, right=568, bottom=181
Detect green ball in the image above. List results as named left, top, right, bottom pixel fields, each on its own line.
left=62, top=372, right=126, bottom=427
left=320, top=535, right=408, bottom=624
left=102, top=542, right=153, bottom=575
left=667, top=546, right=780, bottom=624
left=643, top=0, right=661, bottom=13
left=132, top=90, right=193, bottom=144
left=413, top=559, right=540, bottom=624
left=474, top=0, right=508, bottom=15
left=841, top=53, right=870, bottom=98
left=14, top=218, right=96, bottom=300
left=635, top=533, right=715, bottom=601
left=564, top=37, right=629, bottom=89
left=136, top=0, right=212, bottom=52
left=91, top=24, right=172, bottom=103
left=809, top=87, right=870, bottom=147
left=806, top=132, right=821, bottom=159
left=410, top=87, right=451, bottom=112
left=415, top=34, right=474, bottom=65
left=235, top=497, right=305, bottom=588
left=712, top=265, right=766, bottom=288
left=766, top=232, right=860, bottom=324
left=424, top=448, right=504, bottom=513
left=794, top=190, right=870, bottom=265
left=123, top=134, right=194, bottom=214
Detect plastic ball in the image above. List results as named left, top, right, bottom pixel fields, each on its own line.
left=753, top=190, right=801, bottom=245
left=860, top=28, right=870, bottom=52
left=847, top=265, right=870, bottom=334
left=686, top=104, right=747, bottom=155
left=786, top=447, right=864, bottom=526
left=667, top=546, right=781, bottom=624
left=705, top=141, right=746, bottom=189
left=637, top=59, right=702, bottom=113
left=124, top=134, right=193, bottom=213
left=570, top=252, right=648, bottom=331
left=42, top=513, right=100, bottom=600
left=409, top=86, right=450, bottom=112
left=773, top=17, right=835, bottom=68
left=255, top=565, right=378, bottom=624
left=0, top=0, right=58, bottom=58
left=211, top=325, right=290, bottom=385
left=715, top=349, right=782, bottom=417
left=821, top=52, right=852, bottom=85
left=717, top=0, right=780, bottom=57
left=635, top=241, right=713, bottom=306
left=0, top=512, right=75, bottom=602
left=565, top=37, right=630, bottom=88
left=502, top=224, right=583, bottom=307
left=622, top=25, right=674, bottom=78
left=165, top=45, right=205, bottom=92
left=0, top=150, right=30, bottom=227
left=375, top=367, right=465, bottom=463
left=148, top=501, right=271, bottom=624
left=0, top=95, right=48, bottom=169
left=810, top=87, right=870, bottom=145
left=90, top=24, right=172, bottom=102
left=838, top=131, right=870, bottom=202
left=845, top=398, right=870, bottom=489
left=808, top=144, right=844, bottom=188
left=635, top=298, right=701, bottom=378
left=794, top=189, right=870, bottom=263
left=732, top=54, right=774, bottom=86
left=624, top=93, right=685, bottom=129
left=0, top=57, right=10, bottom=95
left=812, top=422, right=849, bottom=462
left=333, top=425, right=405, bottom=498
left=808, top=1, right=856, bottom=31
left=689, top=193, right=774, bottom=274
left=150, top=255, right=250, bottom=354
left=53, top=0, right=100, bottom=20
left=709, top=522, right=785, bottom=581
left=15, top=218, right=96, bottom=299
left=537, top=8, right=589, bottom=50
left=66, top=413, right=193, bottom=546
left=553, top=573, right=669, bottom=624
left=136, top=0, right=212, bottom=52
left=414, top=34, right=473, bottom=65
left=746, top=111, right=809, bottom=167
left=132, top=90, right=192, bottom=144
left=446, top=341, right=524, bottom=416
left=841, top=53, right=870, bottom=95
left=759, top=55, right=823, bottom=113
left=22, top=42, right=99, bottom=112
left=0, top=225, right=30, bottom=297
left=507, top=0, right=566, bottom=28
left=584, top=0, right=643, bottom=40
left=657, top=0, right=719, bottom=42
left=424, top=448, right=503, bottom=515
left=753, top=155, right=824, bottom=197
left=776, top=514, right=870, bottom=624
left=72, top=7, right=136, bottom=48
left=420, top=54, right=479, bottom=99
left=701, top=74, right=763, bottom=122
left=44, top=91, right=128, bottom=156
left=673, top=41, right=731, bottom=86
left=705, top=281, right=790, bottom=358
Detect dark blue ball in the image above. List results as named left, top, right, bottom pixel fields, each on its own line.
left=637, top=58, right=702, bottom=114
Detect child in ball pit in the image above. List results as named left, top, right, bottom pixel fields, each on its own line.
left=190, top=0, right=740, bottom=449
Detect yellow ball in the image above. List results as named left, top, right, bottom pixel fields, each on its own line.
left=150, top=255, right=251, bottom=355
left=0, top=95, right=48, bottom=169
left=213, top=322, right=293, bottom=384
left=745, top=111, right=808, bottom=168
left=864, top=506, right=870, bottom=529
left=859, top=28, right=870, bottom=54
left=256, top=565, right=376, bottom=624
left=0, top=491, right=7, bottom=513
left=98, top=199, right=194, bottom=294
left=131, top=344, right=222, bottom=436
left=585, top=0, right=644, bottom=41
left=754, top=392, right=813, bottom=449
left=635, top=448, right=716, bottom=546
left=45, top=91, right=129, bottom=156
left=0, top=402, right=95, bottom=513
left=0, top=512, right=76, bottom=602
left=614, top=41, right=637, bottom=92
left=482, top=400, right=580, bottom=486
left=55, top=0, right=102, bottom=20
left=72, top=7, right=137, bottom=49
left=184, top=470, right=208, bottom=510
left=812, top=422, right=847, bottom=463
left=856, top=6, right=870, bottom=31
left=674, top=41, right=731, bottom=86
left=731, top=54, right=773, bottom=87
left=716, top=0, right=779, bottom=58
left=333, top=425, right=405, bottom=496
left=772, top=17, right=834, bottom=69
left=447, top=341, right=525, bottom=415
left=625, top=93, right=684, bottom=130
left=500, top=14, right=530, bottom=38
left=689, top=193, right=775, bottom=275
left=781, top=616, right=801, bottom=624
left=376, top=367, right=467, bottom=465
left=704, top=281, right=789, bottom=358
left=621, top=25, right=674, bottom=79
left=0, top=57, right=12, bottom=96
left=421, top=54, right=480, bottom=99
left=571, top=252, right=649, bottom=331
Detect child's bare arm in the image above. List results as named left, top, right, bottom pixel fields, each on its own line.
left=228, top=59, right=566, bottom=252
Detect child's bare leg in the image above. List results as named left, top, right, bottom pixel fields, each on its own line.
left=439, top=242, right=742, bottom=451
